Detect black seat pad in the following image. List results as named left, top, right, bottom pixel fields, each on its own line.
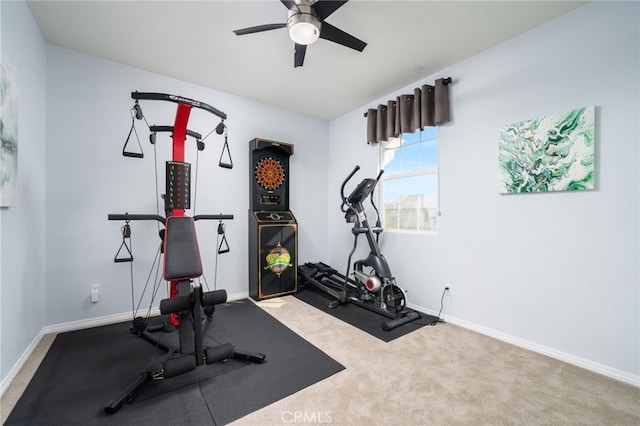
left=163, top=216, right=202, bottom=280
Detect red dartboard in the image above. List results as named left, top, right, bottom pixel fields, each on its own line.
left=255, top=156, right=285, bottom=190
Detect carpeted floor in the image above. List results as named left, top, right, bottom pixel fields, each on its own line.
left=3, top=296, right=639, bottom=425
left=4, top=299, right=344, bottom=426
left=236, top=296, right=640, bottom=425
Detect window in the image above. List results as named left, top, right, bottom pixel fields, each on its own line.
left=379, top=127, right=439, bottom=233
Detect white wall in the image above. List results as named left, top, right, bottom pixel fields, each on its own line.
left=328, top=1, right=639, bottom=383
left=44, top=46, right=329, bottom=326
left=0, top=0, right=47, bottom=390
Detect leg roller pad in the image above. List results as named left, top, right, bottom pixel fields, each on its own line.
left=160, top=295, right=191, bottom=315
left=163, top=354, right=196, bottom=379
left=202, top=289, right=227, bottom=307
left=205, top=343, right=234, bottom=365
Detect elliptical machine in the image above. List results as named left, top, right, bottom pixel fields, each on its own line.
left=299, top=165, right=420, bottom=331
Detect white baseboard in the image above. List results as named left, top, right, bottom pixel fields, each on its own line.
left=0, top=291, right=249, bottom=398
left=408, top=301, right=640, bottom=388
left=0, top=329, right=46, bottom=397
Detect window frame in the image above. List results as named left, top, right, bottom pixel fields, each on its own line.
left=378, top=127, right=440, bottom=234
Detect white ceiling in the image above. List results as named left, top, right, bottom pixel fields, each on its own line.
left=27, top=0, right=585, bottom=120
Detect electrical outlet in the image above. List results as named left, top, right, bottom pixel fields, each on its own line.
left=444, top=286, right=452, bottom=296
left=90, top=284, right=100, bottom=303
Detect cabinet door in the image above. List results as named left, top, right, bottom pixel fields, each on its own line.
left=258, top=224, right=297, bottom=299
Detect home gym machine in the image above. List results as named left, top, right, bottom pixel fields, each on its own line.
left=299, top=165, right=421, bottom=331
left=105, top=92, right=264, bottom=414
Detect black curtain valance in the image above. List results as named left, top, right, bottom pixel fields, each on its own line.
left=366, top=77, right=451, bottom=144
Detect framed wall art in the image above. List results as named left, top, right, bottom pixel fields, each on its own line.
left=1, top=52, right=18, bottom=207
left=498, top=106, right=595, bottom=194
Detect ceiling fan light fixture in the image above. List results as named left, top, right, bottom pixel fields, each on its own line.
left=233, top=0, right=364, bottom=68
left=288, top=13, right=320, bottom=45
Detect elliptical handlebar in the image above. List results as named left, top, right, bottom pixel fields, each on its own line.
left=370, top=169, right=384, bottom=223
left=340, top=165, right=360, bottom=212
left=338, top=166, right=385, bottom=237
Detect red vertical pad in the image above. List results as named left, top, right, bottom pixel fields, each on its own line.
left=171, top=104, right=191, bottom=217
left=168, top=103, right=193, bottom=326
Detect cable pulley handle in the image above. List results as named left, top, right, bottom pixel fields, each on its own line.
left=217, top=221, right=230, bottom=254
left=122, top=151, right=144, bottom=159
left=122, top=116, right=144, bottom=159
left=114, top=241, right=133, bottom=263
left=218, top=135, right=233, bottom=169
left=114, top=222, right=134, bottom=263
left=218, top=238, right=230, bottom=254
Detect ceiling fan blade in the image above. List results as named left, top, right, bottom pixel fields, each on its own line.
left=294, top=44, right=307, bottom=68
left=280, top=0, right=300, bottom=12
left=312, top=0, right=348, bottom=20
left=233, top=23, right=287, bottom=36
left=319, top=21, right=366, bottom=52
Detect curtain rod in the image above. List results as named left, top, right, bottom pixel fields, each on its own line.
left=363, top=77, right=452, bottom=117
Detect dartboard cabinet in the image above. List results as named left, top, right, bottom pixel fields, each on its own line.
left=248, top=138, right=298, bottom=300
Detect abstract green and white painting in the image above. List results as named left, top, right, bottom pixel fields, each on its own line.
left=1, top=52, right=18, bottom=206
left=498, top=106, right=595, bottom=194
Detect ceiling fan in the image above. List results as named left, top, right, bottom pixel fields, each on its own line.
left=233, top=0, right=367, bottom=68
